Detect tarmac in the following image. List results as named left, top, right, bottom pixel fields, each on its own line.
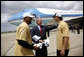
left=1, top=29, right=83, bottom=56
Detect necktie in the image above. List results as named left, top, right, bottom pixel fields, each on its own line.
left=40, top=27, right=43, bottom=36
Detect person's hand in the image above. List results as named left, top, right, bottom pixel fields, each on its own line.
left=60, top=48, right=65, bottom=56
left=39, top=40, right=44, bottom=43
left=34, top=45, right=38, bottom=50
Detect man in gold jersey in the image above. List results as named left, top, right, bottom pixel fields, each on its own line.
left=53, top=13, right=70, bottom=56
left=15, top=13, right=38, bottom=56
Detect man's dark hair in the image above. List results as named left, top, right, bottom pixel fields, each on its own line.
left=59, top=17, right=63, bottom=20
left=53, top=16, right=63, bottom=20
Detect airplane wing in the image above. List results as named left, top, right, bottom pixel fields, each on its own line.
left=65, top=17, right=83, bottom=26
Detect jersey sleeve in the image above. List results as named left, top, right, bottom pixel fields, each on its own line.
left=16, top=26, right=28, bottom=41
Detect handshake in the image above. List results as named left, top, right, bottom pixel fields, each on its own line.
left=32, top=35, right=49, bottom=50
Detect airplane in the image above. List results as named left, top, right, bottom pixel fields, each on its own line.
left=8, top=8, right=83, bottom=27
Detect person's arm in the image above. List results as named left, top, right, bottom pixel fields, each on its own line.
left=45, top=24, right=58, bottom=31
left=62, top=25, right=69, bottom=49
left=17, top=40, right=34, bottom=49
left=45, top=24, right=57, bottom=37
left=60, top=23, right=69, bottom=56
left=17, top=26, right=38, bottom=50
left=60, top=37, right=69, bottom=56
left=63, top=37, right=69, bottom=50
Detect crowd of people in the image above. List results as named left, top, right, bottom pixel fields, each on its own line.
left=69, top=24, right=80, bottom=34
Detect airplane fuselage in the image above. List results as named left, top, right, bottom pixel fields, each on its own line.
left=8, top=8, right=83, bottom=26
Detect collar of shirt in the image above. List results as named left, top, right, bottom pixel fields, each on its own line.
left=58, top=21, right=63, bottom=25
left=36, top=24, right=41, bottom=30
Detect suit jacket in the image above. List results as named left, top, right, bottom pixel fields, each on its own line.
left=31, top=25, right=57, bottom=43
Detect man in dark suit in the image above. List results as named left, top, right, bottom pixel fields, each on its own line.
left=31, top=19, right=57, bottom=56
